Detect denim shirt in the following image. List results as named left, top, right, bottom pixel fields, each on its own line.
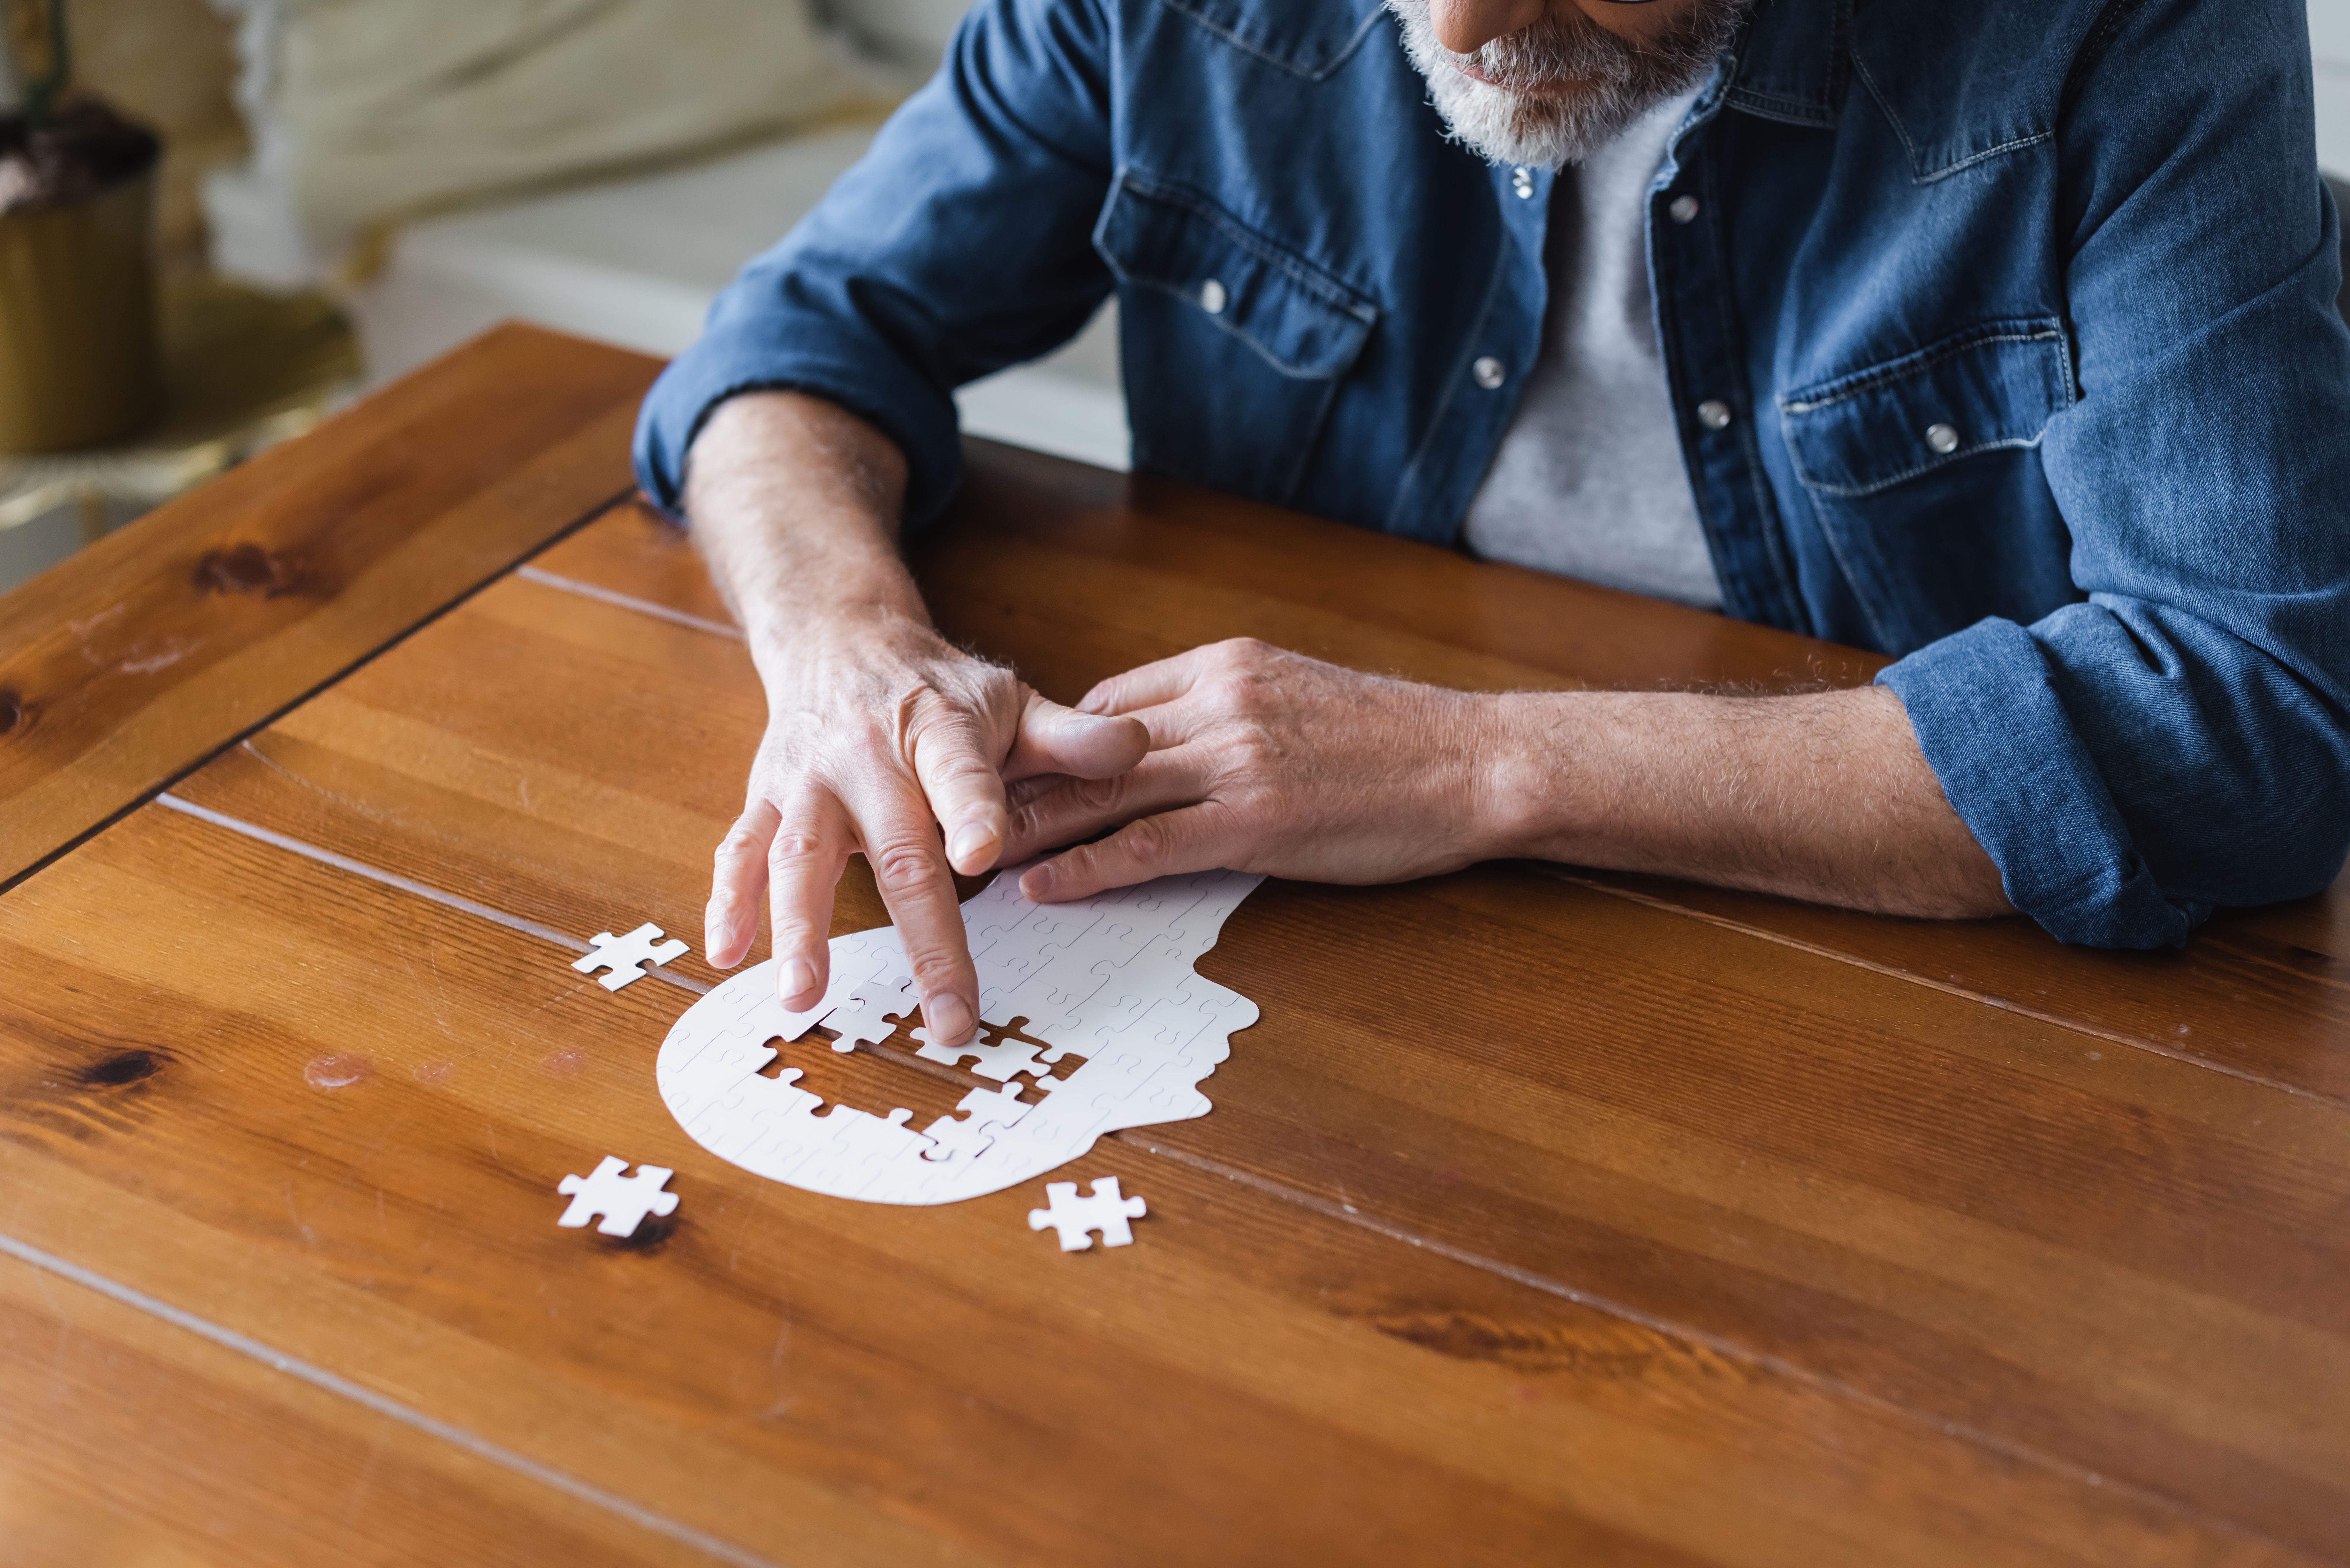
left=635, top=0, right=2350, bottom=949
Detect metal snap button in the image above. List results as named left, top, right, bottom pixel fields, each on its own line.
left=1925, top=422, right=1960, bottom=454
left=1473, top=357, right=1507, bottom=390
left=1200, top=278, right=1228, bottom=314
left=1668, top=194, right=1700, bottom=224
left=1512, top=167, right=1535, bottom=199
left=1696, top=398, right=1733, bottom=430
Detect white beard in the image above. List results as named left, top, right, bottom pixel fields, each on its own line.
left=1385, top=0, right=1741, bottom=170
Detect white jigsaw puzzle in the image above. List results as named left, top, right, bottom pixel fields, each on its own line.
left=657, top=866, right=1262, bottom=1204
left=574, top=923, right=689, bottom=991
left=556, top=1156, right=680, bottom=1235
left=1028, top=1177, right=1147, bottom=1251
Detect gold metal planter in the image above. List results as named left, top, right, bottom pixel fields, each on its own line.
left=0, top=163, right=162, bottom=452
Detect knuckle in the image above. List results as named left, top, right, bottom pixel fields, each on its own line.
left=768, top=915, right=825, bottom=950
left=868, top=838, right=941, bottom=892
left=1121, top=815, right=1175, bottom=869
left=1069, top=774, right=1126, bottom=813
left=1219, top=636, right=1272, bottom=666
left=767, top=831, right=827, bottom=869
left=714, top=825, right=765, bottom=866
left=923, top=748, right=1000, bottom=793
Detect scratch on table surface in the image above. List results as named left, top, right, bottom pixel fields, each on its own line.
left=423, top=942, right=457, bottom=1042
left=27, top=1265, right=70, bottom=1374
left=239, top=738, right=387, bottom=826
left=117, top=636, right=199, bottom=675
left=68, top=602, right=126, bottom=640
left=342, top=1434, right=385, bottom=1527
left=752, top=1312, right=797, bottom=1423
left=283, top=1182, right=319, bottom=1249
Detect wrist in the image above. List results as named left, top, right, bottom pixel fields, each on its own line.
left=1463, top=690, right=1578, bottom=860
left=745, top=599, right=948, bottom=690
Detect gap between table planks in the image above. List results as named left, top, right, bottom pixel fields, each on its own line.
left=0, top=325, right=660, bottom=891
left=0, top=337, right=2334, bottom=1563
left=150, top=494, right=2350, bottom=1553
left=543, top=466, right=2350, bottom=1105
left=0, top=798, right=2316, bottom=1568
left=0, top=1247, right=722, bottom=1568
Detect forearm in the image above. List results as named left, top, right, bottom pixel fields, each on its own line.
left=1486, top=684, right=2013, bottom=918
left=680, top=390, right=927, bottom=658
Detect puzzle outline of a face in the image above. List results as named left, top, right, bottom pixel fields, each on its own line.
left=655, top=868, right=1263, bottom=1204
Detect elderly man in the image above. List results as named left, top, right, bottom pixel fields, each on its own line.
left=634, top=0, right=2350, bottom=1049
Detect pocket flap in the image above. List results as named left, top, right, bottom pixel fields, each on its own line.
left=1777, top=321, right=2073, bottom=496
left=1095, top=172, right=1379, bottom=381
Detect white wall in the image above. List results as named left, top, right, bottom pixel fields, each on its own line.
left=2313, top=0, right=2350, bottom=172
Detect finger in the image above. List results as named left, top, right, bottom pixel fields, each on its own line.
left=1002, top=750, right=1206, bottom=863
left=846, top=779, right=981, bottom=1048
left=766, top=791, right=851, bottom=1009
left=1002, top=691, right=1149, bottom=783
left=1073, top=645, right=1217, bottom=718
left=1019, top=801, right=1238, bottom=903
left=908, top=708, right=1012, bottom=876
left=1006, top=771, right=1068, bottom=810
left=707, top=800, right=777, bottom=969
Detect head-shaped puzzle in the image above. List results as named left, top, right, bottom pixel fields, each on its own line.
left=656, top=867, right=1262, bottom=1203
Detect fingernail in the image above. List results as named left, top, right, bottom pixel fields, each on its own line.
left=779, top=957, right=817, bottom=1004
left=926, top=990, right=974, bottom=1045
left=950, top=822, right=995, bottom=865
left=1021, top=863, right=1055, bottom=898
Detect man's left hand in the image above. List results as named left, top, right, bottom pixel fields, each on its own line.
left=1001, top=638, right=1511, bottom=902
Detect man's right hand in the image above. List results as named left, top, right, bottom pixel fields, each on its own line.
left=707, top=612, right=1146, bottom=1047
left=681, top=389, right=1146, bottom=1049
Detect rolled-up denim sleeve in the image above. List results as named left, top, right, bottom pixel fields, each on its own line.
left=1880, top=0, right=2350, bottom=947
left=632, top=0, right=1117, bottom=528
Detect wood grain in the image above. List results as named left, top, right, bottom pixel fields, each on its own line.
left=166, top=534, right=2350, bottom=1555
left=0, top=325, right=658, bottom=890
left=10, top=341, right=2344, bottom=1565
left=538, top=450, right=2350, bottom=1105
left=0, top=1251, right=709, bottom=1568
left=0, top=801, right=2312, bottom=1568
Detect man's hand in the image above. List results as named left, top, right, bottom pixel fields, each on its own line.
left=1003, top=637, right=2013, bottom=921
left=709, top=613, right=1145, bottom=1044
left=1001, top=639, right=1513, bottom=900
left=682, top=389, right=1144, bottom=1047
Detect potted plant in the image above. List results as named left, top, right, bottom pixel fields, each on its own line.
left=0, top=0, right=163, bottom=451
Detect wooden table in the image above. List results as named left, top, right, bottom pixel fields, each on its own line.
left=0, top=325, right=2342, bottom=1568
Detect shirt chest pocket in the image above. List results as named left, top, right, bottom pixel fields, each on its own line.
left=1094, top=170, right=1379, bottom=504
left=1776, top=320, right=2075, bottom=497
left=1774, top=320, right=2082, bottom=652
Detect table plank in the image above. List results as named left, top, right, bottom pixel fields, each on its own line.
left=0, top=1250, right=711, bottom=1567
left=159, top=571, right=2350, bottom=1554
left=0, top=325, right=658, bottom=890
left=0, top=801, right=2304, bottom=1568
left=535, top=452, right=2350, bottom=1106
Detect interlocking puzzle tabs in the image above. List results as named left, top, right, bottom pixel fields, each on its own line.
left=655, top=866, right=1262, bottom=1205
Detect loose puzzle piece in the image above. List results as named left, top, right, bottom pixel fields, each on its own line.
left=1028, top=1177, right=1147, bottom=1251
left=556, top=1156, right=680, bottom=1236
left=573, top=923, right=689, bottom=991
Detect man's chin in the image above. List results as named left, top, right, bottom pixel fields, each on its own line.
left=1425, top=72, right=1624, bottom=169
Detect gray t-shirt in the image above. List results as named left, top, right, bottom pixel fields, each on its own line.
left=1461, top=86, right=1721, bottom=611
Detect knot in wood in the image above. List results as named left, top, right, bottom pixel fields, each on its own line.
left=0, top=690, right=22, bottom=736
left=79, top=1049, right=165, bottom=1089
left=195, top=543, right=296, bottom=598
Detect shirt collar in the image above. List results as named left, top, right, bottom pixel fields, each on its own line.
left=1722, top=0, right=1842, bottom=128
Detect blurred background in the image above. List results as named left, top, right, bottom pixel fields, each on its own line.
left=1, top=0, right=2346, bottom=593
